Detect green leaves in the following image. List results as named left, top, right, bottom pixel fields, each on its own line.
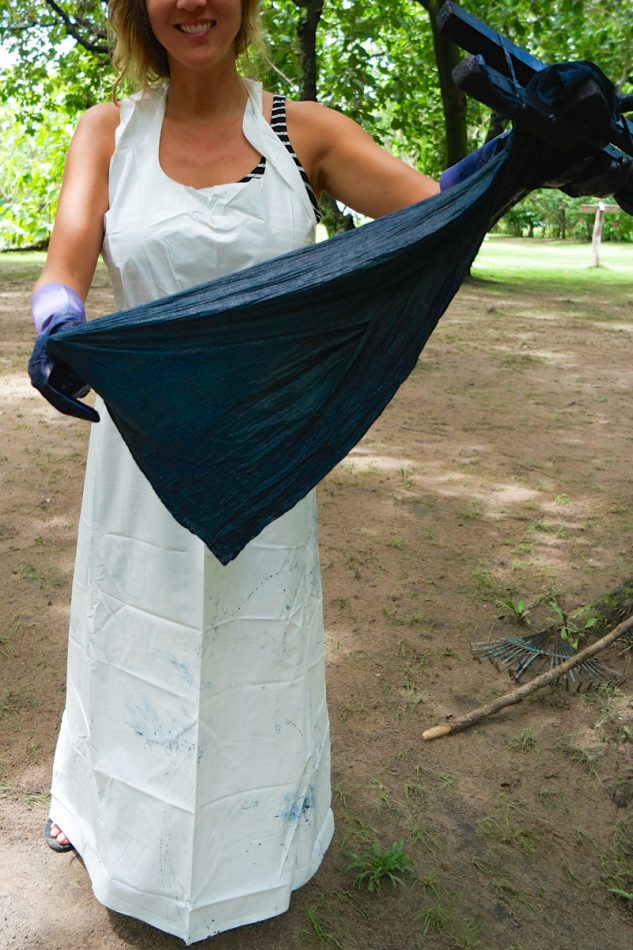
left=548, top=593, right=599, bottom=651
left=0, top=103, right=71, bottom=249
left=345, top=838, right=415, bottom=892
left=0, top=0, right=631, bottom=247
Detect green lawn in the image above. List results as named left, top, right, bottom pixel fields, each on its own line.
left=2, top=238, right=632, bottom=289
left=474, top=235, right=633, bottom=285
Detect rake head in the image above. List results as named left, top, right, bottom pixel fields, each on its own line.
left=471, top=629, right=624, bottom=690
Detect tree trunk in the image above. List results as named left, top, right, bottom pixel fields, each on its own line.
left=416, top=0, right=468, bottom=167
left=291, top=0, right=354, bottom=234
left=559, top=206, right=566, bottom=241
left=293, top=0, right=324, bottom=102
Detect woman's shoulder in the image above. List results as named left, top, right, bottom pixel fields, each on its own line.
left=283, top=97, right=342, bottom=127
left=66, top=101, right=121, bottom=170
left=283, top=97, right=362, bottom=143
left=79, top=100, right=121, bottom=133
left=280, top=97, right=364, bottom=166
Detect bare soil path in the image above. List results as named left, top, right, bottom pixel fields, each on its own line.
left=1, top=243, right=631, bottom=949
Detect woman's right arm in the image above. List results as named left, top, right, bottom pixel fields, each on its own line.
left=34, top=102, right=120, bottom=301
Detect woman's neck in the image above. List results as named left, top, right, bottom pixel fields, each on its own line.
left=164, top=56, right=247, bottom=121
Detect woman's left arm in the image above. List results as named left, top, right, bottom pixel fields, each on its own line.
left=286, top=99, right=439, bottom=218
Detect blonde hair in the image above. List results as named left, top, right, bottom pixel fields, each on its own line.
left=108, top=0, right=263, bottom=96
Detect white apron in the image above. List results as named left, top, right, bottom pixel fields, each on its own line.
left=50, top=80, right=334, bottom=945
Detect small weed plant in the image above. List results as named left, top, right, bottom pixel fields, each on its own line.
left=345, top=838, right=414, bottom=892
left=548, top=592, right=598, bottom=650
left=495, top=594, right=531, bottom=626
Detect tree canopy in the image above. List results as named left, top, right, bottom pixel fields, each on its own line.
left=0, top=0, right=631, bottom=246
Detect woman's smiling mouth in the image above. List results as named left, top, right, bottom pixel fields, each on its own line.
left=176, top=21, right=215, bottom=35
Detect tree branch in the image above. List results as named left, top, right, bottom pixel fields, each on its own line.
left=42, top=0, right=108, bottom=55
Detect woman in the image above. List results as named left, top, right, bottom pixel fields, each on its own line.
left=35, top=0, right=438, bottom=942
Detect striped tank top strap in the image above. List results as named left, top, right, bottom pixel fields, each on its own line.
left=271, top=94, right=322, bottom=224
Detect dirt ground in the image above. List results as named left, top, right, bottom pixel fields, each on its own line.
left=1, top=245, right=632, bottom=950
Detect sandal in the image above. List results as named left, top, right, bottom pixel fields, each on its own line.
left=44, top=817, right=73, bottom=853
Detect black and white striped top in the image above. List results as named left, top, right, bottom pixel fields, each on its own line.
left=238, top=94, right=322, bottom=224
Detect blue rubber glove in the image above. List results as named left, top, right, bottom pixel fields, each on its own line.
left=440, top=132, right=511, bottom=190
left=28, top=284, right=99, bottom=423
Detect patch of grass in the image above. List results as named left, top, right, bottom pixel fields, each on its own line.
left=370, top=780, right=395, bottom=814
left=601, top=818, right=633, bottom=904
left=16, top=562, right=67, bottom=589
left=575, top=827, right=598, bottom=852
left=0, top=635, right=16, bottom=658
left=0, top=250, right=47, bottom=283
left=458, top=918, right=483, bottom=949
left=332, top=783, right=348, bottom=810
left=562, top=860, right=583, bottom=885
left=16, top=563, right=44, bottom=584
left=416, top=870, right=450, bottom=901
left=302, top=901, right=344, bottom=949
left=343, top=816, right=376, bottom=845
left=554, top=493, right=572, bottom=506
left=457, top=501, right=484, bottom=520
left=477, top=815, right=539, bottom=854
left=345, top=838, right=415, bottom=892
left=24, top=790, right=50, bottom=806
left=403, top=780, right=427, bottom=802
left=337, top=702, right=370, bottom=722
left=336, top=889, right=370, bottom=920
left=0, top=690, right=29, bottom=721
left=506, top=727, right=537, bottom=753
left=471, top=568, right=505, bottom=603
left=536, top=787, right=569, bottom=812
left=384, top=607, right=428, bottom=628
left=387, top=536, right=405, bottom=549
left=402, top=683, right=426, bottom=704
left=404, top=609, right=428, bottom=627
left=491, top=876, right=535, bottom=911
left=473, top=237, right=633, bottom=286
left=399, top=465, right=416, bottom=487
left=497, top=791, right=527, bottom=811
left=503, top=352, right=547, bottom=366
left=437, top=645, right=458, bottom=658
left=471, top=855, right=535, bottom=910
left=561, top=744, right=601, bottom=781
left=409, top=821, right=439, bottom=853
left=419, top=903, right=450, bottom=936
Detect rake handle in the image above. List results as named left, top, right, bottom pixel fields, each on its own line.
left=422, top=613, right=633, bottom=741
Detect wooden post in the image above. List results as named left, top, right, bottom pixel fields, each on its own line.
left=580, top=203, right=620, bottom=268
left=591, top=201, right=605, bottom=267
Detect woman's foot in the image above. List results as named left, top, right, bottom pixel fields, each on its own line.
left=44, top=817, right=73, bottom=852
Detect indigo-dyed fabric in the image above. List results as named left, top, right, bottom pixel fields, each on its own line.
left=50, top=146, right=531, bottom=564
left=46, top=59, right=631, bottom=562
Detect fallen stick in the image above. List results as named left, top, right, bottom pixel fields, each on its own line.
left=422, top=614, right=633, bottom=741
